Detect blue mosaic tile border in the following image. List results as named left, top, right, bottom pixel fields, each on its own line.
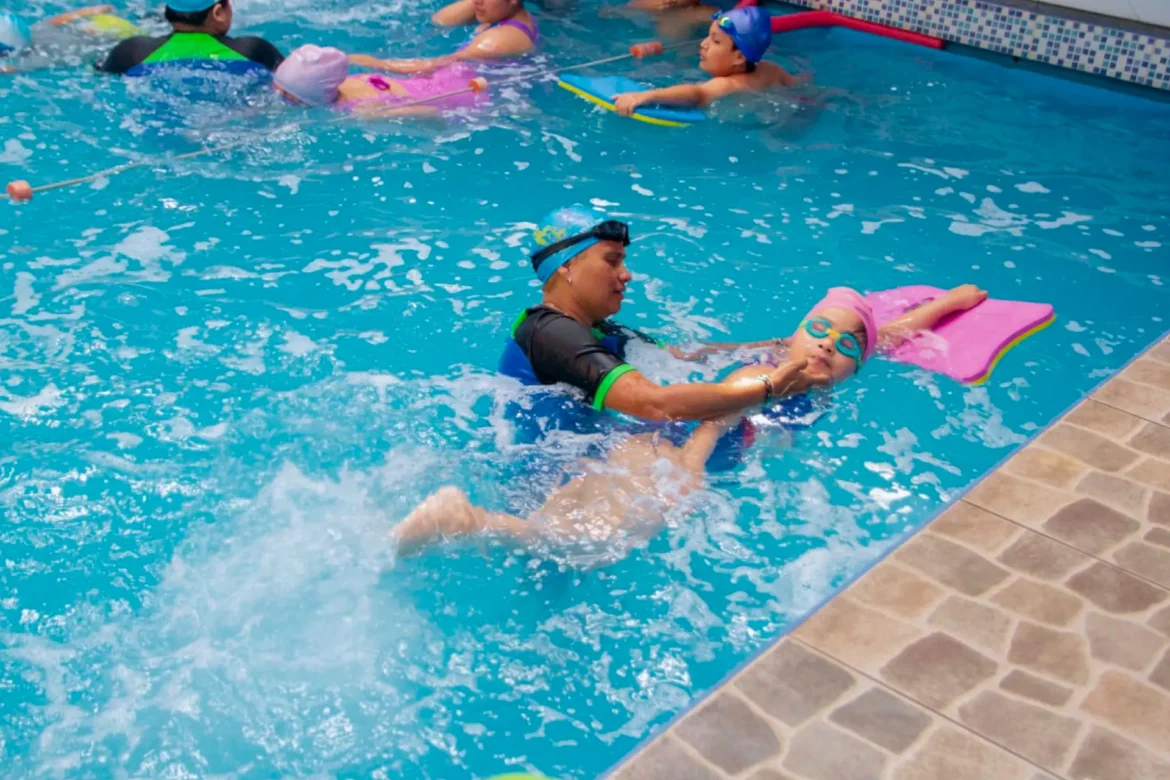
left=777, top=0, right=1170, bottom=90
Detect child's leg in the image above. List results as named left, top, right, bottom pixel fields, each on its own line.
left=394, top=436, right=685, bottom=556
left=393, top=486, right=530, bottom=557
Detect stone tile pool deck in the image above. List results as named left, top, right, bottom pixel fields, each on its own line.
left=607, top=335, right=1170, bottom=780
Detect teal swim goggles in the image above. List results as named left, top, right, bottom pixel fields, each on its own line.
left=801, top=317, right=864, bottom=369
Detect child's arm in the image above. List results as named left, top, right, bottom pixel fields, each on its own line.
left=625, top=0, right=697, bottom=10
left=668, top=338, right=784, bottom=362
left=776, top=67, right=812, bottom=88
left=678, top=358, right=811, bottom=473
left=453, top=25, right=534, bottom=60
left=431, top=0, right=476, bottom=26
left=878, top=284, right=989, bottom=346
left=349, top=25, right=530, bottom=73
left=613, top=83, right=706, bottom=115
left=679, top=414, right=741, bottom=473
left=349, top=53, right=451, bottom=74
left=614, top=76, right=755, bottom=115
left=46, top=5, right=114, bottom=25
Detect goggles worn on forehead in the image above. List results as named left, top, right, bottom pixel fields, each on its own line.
left=530, top=220, right=630, bottom=272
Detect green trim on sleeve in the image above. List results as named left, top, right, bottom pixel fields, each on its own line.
left=591, top=363, right=636, bottom=411
left=509, top=310, right=529, bottom=337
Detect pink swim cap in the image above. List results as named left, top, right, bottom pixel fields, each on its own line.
left=804, top=286, right=878, bottom=361
left=274, top=45, right=349, bottom=106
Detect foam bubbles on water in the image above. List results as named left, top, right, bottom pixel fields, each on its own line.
left=54, top=227, right=186, bottom=290
left=0, top=138, right=33, bottom=164
left=899, top=162, right=968, bottom=179
left=278, top=174, right=301, bottom=194
left=3, top=455, right=442, bottom=776
left=278, top=330, right=318, bottom=356
left=12, top=271, right=39, bottom=316
left=862, top=219, right=903, bottom=235
left=0, top=383, right=64, bottom=419
left=1036, top=212, right=1091, bottom=229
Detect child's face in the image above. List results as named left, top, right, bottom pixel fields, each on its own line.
left=698, top=22, right=746, bottom=77
left=787, top=306, right=864, bottom=385
left=474, top=0, right=519, bottom=23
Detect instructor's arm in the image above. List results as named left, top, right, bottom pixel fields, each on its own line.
left=602, top=360, right=813, bottom=421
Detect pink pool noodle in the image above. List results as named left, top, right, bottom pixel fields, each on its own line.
left=864, top=286, right=1055, bottom=384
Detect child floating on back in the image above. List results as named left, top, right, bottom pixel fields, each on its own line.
left=274, top=44, right=483, bottom=116
left=613, top=7, right=808, bottom=116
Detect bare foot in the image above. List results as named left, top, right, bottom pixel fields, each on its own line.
left=392, top=487, right=483, bottom=556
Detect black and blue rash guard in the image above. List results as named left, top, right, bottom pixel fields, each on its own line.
left=500, top=304, right=656, bottom=410
left=497, top=304, right=824, bottom=471
left=96, top=31, right=283, bottom=76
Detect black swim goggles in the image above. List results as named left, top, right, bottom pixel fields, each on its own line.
left=530, top=220, right=631, bottom=273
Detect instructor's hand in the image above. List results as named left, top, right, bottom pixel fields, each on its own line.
left=767, top=358, right=824, bottom=398
left=723, top=359, right=822, bottom=403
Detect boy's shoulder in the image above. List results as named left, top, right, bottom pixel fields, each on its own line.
left=753, top=61, right=792, bottom=86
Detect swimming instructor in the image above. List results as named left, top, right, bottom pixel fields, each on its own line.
left=500, top=206, right=816, bottom=421
left=96, top=0, right=283, bottom=76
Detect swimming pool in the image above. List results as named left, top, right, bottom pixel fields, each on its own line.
left=2, top=0, right=1169, bottom=777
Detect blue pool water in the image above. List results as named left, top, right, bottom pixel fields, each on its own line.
left=3, top=1, right=1169, bottom=777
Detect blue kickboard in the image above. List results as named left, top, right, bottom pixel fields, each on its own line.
left=558, top=73, right=706, bottom=126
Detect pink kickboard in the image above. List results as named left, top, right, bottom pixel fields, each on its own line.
left=864, top=285, right=1054, bottom=383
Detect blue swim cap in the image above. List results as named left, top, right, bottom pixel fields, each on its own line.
left=713, top=7, right=772, bottom=64
left=0, top=13, right=33, bottom=53
left=530, top=206, right=604, bottom=283
left=165, top=0, right=221, bottom=13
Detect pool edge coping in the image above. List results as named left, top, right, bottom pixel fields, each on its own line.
left=601, top=324, right=1170, bottom=780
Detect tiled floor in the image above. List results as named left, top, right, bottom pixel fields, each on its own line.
left=608, top=336, right=1170, bottom=780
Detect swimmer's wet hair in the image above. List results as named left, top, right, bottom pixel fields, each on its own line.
left=164, top=0, right=225, bottom=27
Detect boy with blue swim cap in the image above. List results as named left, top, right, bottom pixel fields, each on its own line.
left=613, top=7, right=808, bottom=116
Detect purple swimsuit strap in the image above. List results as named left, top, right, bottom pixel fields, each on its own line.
left=457, top=15, right=539, bottom=52
left=492, top=17, right=539, bottom=43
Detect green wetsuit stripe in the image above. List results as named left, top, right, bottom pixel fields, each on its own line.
left=143, top=33, right=249, bottom=64
left=510, top=311, right=528, bottom=337
left=592, top=363, right=635, bottom=411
